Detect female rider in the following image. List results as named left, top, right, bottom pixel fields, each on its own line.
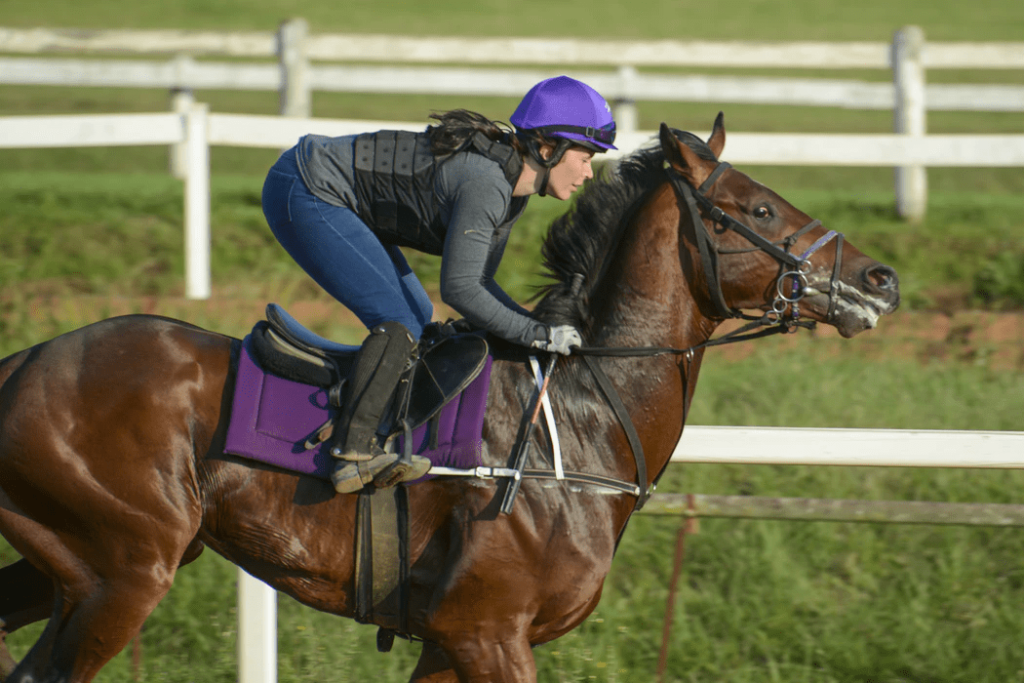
left=261, top=75, right=617, bottom=494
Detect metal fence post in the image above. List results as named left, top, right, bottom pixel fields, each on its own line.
left=278, top=18, right=311, bottom=118
left=184, top=101, right=211, bottom=300
left=893, top=25, right=927, bottom=223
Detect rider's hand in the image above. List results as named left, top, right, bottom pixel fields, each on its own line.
left=531, top=325, right=582, bottom=356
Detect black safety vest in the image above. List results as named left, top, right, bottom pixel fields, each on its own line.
left=351, top=130, right=523, bottom=255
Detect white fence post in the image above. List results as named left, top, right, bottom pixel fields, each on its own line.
left=278, top=18, right=310, bottom=118
left=184, top=101, right=211, bottom=300
left=238, top=569, right=277, bottom=683
left=613, top=65, right=638, bottom=137
left=893, top=25, right=927, bottom=223
left=168, top=57, right=194, bottom=180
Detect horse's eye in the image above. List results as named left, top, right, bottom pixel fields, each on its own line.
left=753, top=206, right=771, bottom=220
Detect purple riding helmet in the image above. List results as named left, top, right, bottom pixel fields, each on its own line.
left=510, top=75, right=617, bottom=173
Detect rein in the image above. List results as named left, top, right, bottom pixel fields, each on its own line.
left=575, top=314, right=813, bottom=359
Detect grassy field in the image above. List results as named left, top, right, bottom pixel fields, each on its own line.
left=2, top=0, right=1024, bottom=40
left=2, top=336, right=1023, bottom=683
left=3, top=0, right=1024, bottom=681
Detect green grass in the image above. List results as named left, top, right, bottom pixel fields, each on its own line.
left=2, top=0, right=1024, bottom=41
left=2, top=342, right=1022, bottom=682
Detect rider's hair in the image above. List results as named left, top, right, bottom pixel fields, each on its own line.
left=427, top=109, right=558, bottom=158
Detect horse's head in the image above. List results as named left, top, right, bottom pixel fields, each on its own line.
left=659, top=115, right=900, bottom=338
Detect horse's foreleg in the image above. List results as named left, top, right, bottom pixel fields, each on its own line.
left=0, top=559, right=54, bottom=678
left=438, top=636, right=537, bottom=683
left=409, top=641, right=458, bottom=683
left=410, top=636, right=537, bottom=683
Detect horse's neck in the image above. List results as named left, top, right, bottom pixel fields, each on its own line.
left=585, top=192, right=719, bottom=486
left=591, top=188, right=717, bottom=357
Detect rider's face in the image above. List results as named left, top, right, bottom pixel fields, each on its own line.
left=543, top=146, right=596, bottom=201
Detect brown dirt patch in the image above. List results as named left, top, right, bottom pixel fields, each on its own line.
left=7, top=293, right=1024, bottom=370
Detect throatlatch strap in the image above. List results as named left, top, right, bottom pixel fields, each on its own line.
left=674, top=178, right=734, bottom=319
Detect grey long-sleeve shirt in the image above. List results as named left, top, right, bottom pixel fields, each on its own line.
left=296, top=133, right=544, bottom=346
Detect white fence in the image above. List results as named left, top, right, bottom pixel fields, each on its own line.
left=235, top=426, right=1024, bottom=683
left=3, top=106, right=1024, bottom=300
left=2, top=23, right=1024, bottom=220
left=3, top=23, right=1024, bottom=116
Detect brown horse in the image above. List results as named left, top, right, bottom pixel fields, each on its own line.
left=0, top=117, right=899, bottom=682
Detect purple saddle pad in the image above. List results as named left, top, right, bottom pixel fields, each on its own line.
left=224, top=335, right=492, bottom=481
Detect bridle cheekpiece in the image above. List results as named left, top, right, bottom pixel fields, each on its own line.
left=667, top=160, right=845, bottom=333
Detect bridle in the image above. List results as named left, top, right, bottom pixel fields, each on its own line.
left=671, top=160, right=845, bottom=334
left=577, top=161, right=846, bottom=361
left=560, top=159, right=847, bottom=511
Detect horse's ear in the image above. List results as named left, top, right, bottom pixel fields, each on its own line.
left=707, top=112, right=726, bottom=158
left=659, top=122, right=705, bottom=184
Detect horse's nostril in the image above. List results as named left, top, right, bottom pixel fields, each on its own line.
left=864, top=264, right=899, bottom=291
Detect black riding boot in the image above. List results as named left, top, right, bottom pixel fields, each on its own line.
left=329, top=322, right=430, bottom=494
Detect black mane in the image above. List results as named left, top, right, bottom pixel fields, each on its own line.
left=531, top=129, right=716, bottom=331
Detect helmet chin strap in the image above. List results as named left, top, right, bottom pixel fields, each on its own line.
left=538, top=167, right=552, bottom=197
left=524, top=137, right=573, bottom=198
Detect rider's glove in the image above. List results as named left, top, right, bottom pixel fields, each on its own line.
left=531, top=325, right=582, bottom=356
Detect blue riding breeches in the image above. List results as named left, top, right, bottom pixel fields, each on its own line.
left=261, top=147, right=434, bottom=338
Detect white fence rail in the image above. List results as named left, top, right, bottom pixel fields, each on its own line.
left=3, top=55, right=1023, bottom=113
left=235, top=427, right=1024, bottom=683
left=672, top=426, right=1024, bottom=468
left=3, top=23, right=1024, bottom=220
left=4, top=107, right=1024, bottom=300
left=3, top=26, right=1024, bottom=69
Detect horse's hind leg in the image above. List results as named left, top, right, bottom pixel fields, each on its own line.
left=0, top=459, right=197, bottom=682
left=0, top=538, right=207, bottom=683
left=0, top=511, right=183, bottom=683
left=0, top=476, right=198, bottom=683
left=0, top=559, right=53, bottom=677
left=0, top=319, right=225, bottom=681
left=20, top=573, right=175, bottom=683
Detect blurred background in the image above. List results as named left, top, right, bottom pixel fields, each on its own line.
left=1, top=1, right=1023, bottom=681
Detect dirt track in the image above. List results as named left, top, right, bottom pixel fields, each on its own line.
left=10, top=294, right=1024, bottom=371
